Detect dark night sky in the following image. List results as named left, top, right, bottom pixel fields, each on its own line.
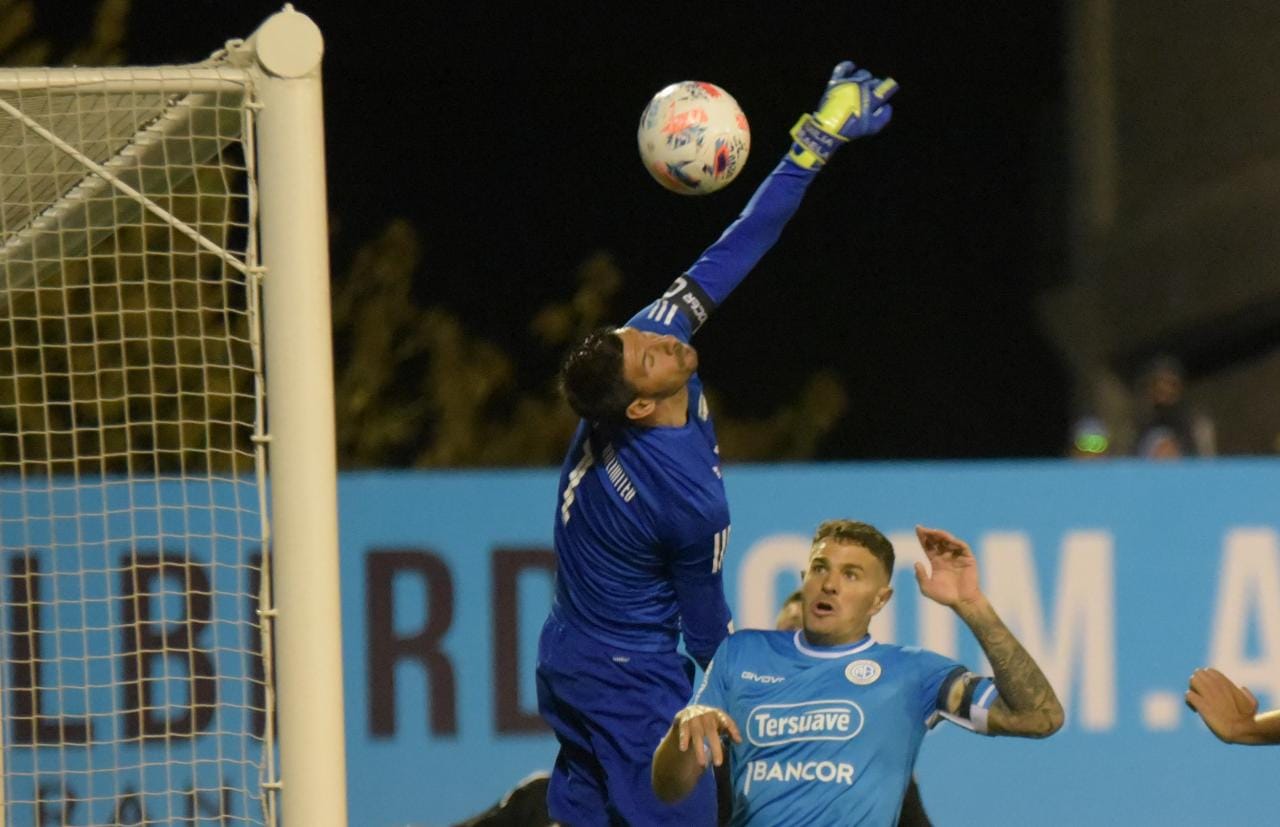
left=53, top=0, right=1072, bottom=460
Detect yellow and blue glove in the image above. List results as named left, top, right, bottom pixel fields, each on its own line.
left=789, top=61, right=898, bottom=170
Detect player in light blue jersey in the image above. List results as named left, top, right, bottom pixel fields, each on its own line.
left=652, top=520, right=1064, bottom=826
left=537, top=63, right=899, bottom=827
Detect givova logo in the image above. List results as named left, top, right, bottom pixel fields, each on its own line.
left=747, top=699, right=864, bottom=746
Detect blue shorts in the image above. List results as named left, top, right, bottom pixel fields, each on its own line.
left=536, top=615, right=716, bottom=827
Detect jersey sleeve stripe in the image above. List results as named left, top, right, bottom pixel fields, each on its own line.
left=659, top=274, right=716, bottom=333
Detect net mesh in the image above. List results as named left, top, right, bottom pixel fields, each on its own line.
left=0, top=62, right=271, bottom=825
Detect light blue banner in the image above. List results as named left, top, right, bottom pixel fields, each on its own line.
left=340, top=460, right=1280, bottom=826
left=4, top=462, right=1279, bottom=825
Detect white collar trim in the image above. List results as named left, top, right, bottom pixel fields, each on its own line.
left=792, top=630, right=875, bottom=659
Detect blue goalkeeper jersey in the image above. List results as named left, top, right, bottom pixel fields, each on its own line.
left=695, top=630, right=997, bottom=827
left=550, top=159, right=818, bottom=667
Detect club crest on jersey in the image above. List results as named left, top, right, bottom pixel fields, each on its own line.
left=845, top=660, right=881, bottom=686
left=747, top=700, right=864, bottom=747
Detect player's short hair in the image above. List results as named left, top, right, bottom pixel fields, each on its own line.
left=559, top=327, right=635, bottom=426
left=810, top=519, right=895, bottom=578
left=782, top=588, right=803, bottom=606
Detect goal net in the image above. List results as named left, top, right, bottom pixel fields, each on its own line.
left=0, top=49, right=276, bottom=827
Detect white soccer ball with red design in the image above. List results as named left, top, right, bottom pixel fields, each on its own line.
left=637, top=81, right=750, bottom=195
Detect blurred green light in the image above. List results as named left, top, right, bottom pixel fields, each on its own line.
left=1075, top=434, right=1109, bottom=454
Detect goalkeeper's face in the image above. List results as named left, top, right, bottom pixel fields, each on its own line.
left=616, top=327, right=698, bottom=401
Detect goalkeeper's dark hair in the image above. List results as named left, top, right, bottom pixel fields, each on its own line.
left=559, top=327, right=635, bottom=427
left=810, top=519, right=895, bottom=578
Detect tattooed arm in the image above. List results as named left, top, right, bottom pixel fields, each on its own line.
left=915, top=525, right=1064, bottom=738
left=953, top=596, right=1064, bottom=736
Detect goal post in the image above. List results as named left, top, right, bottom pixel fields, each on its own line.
left=0, top=6, right=347, bottom=826
left=251, top=10, right=349, bottom=827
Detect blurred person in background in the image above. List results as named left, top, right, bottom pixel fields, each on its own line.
left=1132, top=355, right=1215, bottom=459
left=1135, top=426, right=1183, bottom=460
left=774, top=589, right=804, bottom=631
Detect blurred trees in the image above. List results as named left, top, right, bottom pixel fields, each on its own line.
left=330, top=218, right=581, bottom=467
left=0, top=0, right=128, bottom=68
left=332, top=220, right=849, bottom=467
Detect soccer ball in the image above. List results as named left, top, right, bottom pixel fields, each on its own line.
left=638, top=81, right=750, bottom=195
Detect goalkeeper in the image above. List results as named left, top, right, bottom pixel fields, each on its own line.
left=537, top=60, right=898, bottom=827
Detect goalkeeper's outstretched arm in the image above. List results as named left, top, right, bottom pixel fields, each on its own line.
left=664, top=61, right=898, bottom=336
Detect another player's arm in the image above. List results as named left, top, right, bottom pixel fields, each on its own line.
left=629, top=62, right=898, bottom=339
left=915, top=526, right=1064, bottom=738
left=1186, top=667, right=1280, bottom=745
left=651, top=703, right=742, bottom=804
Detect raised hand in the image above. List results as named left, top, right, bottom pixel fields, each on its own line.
left=790, top=61, right=899, bottom=169
left=916, top=525, right=1065, bottom=737
left=913, top=525, right=983, bottom=609
left=1186, top=668, right=1261, bottom=744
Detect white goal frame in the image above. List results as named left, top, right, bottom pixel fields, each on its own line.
left=0, top=7, right=348, bottom=826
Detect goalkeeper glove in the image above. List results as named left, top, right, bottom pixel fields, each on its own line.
left=789, top=61, right=898, bottom=170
